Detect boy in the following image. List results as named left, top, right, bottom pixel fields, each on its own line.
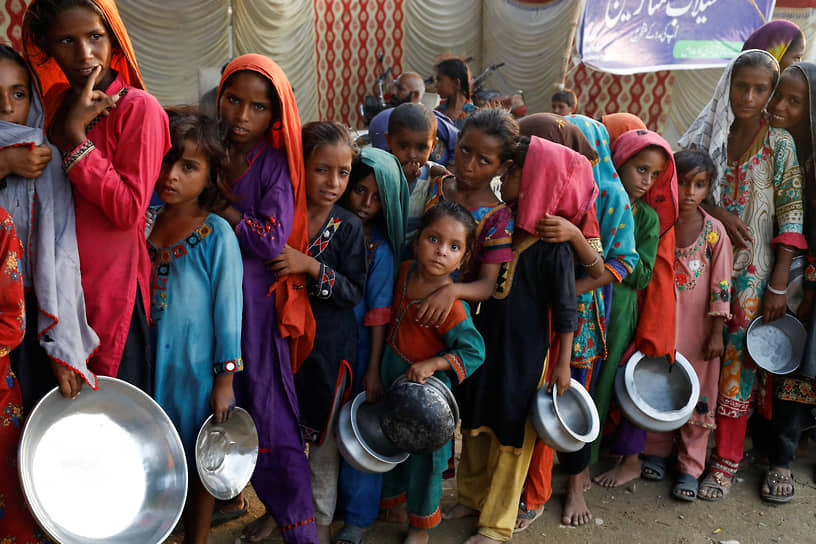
left=552, top=89, right=578, bottom=116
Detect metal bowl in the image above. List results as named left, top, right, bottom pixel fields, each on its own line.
left=381, top=375, right=459, bottom=455
left=530, top=379, right=600, bottom=452
left=337, top=391, right=409, bottom=473
left=195, top=407, right=258, bottom=500
left=615, top=351, right=700, bottom=432
left=746, top=315, right=806, bottom=375
left=18, top=377, right=187, bottom=544
left=788, top=255, right=807, bottom=314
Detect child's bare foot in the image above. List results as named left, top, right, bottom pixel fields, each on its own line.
left=317, top=523, right=331, bottom=544
left=442, top=503, right=478, bottom=520
left=562, top=471, right=592, bottom=526
left=404, top=527, right=429, bottom=544
left=241, top=513, right=278, bottom=542
left=593, top=454, right=641, bottom=488
left=464, top=534, right=501, bottom=543
left=378, top=504, right=408, bottom=523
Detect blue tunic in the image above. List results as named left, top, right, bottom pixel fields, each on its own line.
left=148, top=211, right=244, bottom=455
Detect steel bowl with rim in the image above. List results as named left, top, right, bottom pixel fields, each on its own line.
left=337, top=391, right=409, bottom=473
left=615, top=351, right=700, bottom=433
left=530, top=378, right=600, bottom=452
left=746, top=314, right=806, bottom=375
left=787, top=255, right=807, bottom=314
left=18, top=376, right=187, bottom=544
left=195, top=407, right=258, bottom=500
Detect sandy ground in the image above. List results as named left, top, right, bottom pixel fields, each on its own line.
left=164, top=440, right=816, bottom=544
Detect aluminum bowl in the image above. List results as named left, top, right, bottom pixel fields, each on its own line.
left=337, top=391, right=409, bottom=473
left=530, top=379, right=600, bottom=452
left=788, top=255, right=807, bottom=314
left=615, top=351, right=700, bottom=433
left=746, top=315, right=806, bottom=375
left=195, top=407, right=258, bottom=500
left=381, top=375, right=459, bottom=455
left=18, top=376, right=187, bottom=544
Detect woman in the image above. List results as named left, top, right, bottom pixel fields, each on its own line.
left=742, top=19, right=806, bottom=72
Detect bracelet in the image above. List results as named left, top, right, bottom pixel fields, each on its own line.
left=766, top=284, right=787, bottom=295
left=581, top=254, right=601, bottom=269
left=781, top=246, right=796, bottom=253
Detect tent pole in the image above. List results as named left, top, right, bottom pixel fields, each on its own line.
left=560, top=0, right=585, bottom=87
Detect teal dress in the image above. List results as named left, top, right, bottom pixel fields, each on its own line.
left=148, top=211, right=244, bottom=455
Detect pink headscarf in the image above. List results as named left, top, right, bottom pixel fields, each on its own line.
left=517, top=136, right=598, bottom=236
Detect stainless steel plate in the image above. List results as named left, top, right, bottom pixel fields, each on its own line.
left=746, top=315, right=806, bottom=375
left=195, top=407, right=258, bottom=500
left=18, top=377, right=187, bottom=544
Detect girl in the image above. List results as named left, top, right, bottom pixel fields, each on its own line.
left=762, top=62, right=816, bottom=503
left=378, top=201, right=485, bottom=544
left=449, top=135, right=582, bottom=544
left=335, top=146, right=409, bottom=544
left=641, top=150, right=732, bottom=501
left=215, top=54, right=317, bottom=543
left=601, top=112, right=647, bottom=147
left=0, top=44, right=98, bottom=410
left=434, top=56, right=478, bottom=130
left=22, top=0, right=171, bottom=393
left=680, top=49, right=806, bottom=501
left=270, top=121, right=367, bottom=544
left=147, top=108, right=243, bottom=543
left=742, top=19, right=805, bottom=72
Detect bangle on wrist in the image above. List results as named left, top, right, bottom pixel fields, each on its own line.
left=581, top=254, right=601, bottom=269
left=766, top=284, right=787, bottom=295
left=780, top=246, right=796, bottom=253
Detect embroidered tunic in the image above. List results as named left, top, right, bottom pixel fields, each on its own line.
left=148, top=211, right=243, bottom=454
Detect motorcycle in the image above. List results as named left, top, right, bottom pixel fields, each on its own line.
left=359, top=53, right=392, bottom=127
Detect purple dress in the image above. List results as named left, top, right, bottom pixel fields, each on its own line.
left=231, top=140, right=318, bottom=543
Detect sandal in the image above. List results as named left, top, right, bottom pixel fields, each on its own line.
left=334, top=524, right=366, bottom=544
left=210, top=495, right=248, bottom=527
left=640, top=455, right=667, bottom=481
left=698, top=471, right=731, bottom=502
left=761, top=470, right=795, bottom=503
left=672, top=472, right=698, bottom=502
left=513, top=504, right=544, bottom=534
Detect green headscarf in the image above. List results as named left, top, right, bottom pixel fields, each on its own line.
left=359, top=146, right=410, bottom=270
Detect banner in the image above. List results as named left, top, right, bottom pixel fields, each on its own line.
left=580, top=0, right=776, bottom=74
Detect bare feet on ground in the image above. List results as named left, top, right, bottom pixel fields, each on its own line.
left=463, top=534, right=501, bottom=543
left=442, top=503, right=478, bottom=520
left=593, top=454, right=641, bottom=488
left=378, top=504, right=409, bottom=523
left=562, top=469, right=592, bottom=526
left=241, top=512, right=278, bottom=542
left=404, top=527, right=429, bottom=544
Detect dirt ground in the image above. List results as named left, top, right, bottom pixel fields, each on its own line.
left=165, top=438, right=816, bottom=544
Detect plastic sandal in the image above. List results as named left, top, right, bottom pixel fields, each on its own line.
left=209, top=495, right=248, bottom=527
left=672, top=472, right=698, bottom=502
left=761, top=470, right=795, bottom=503
left=640, top=455, right=667, bottom=481
left=513, top=505, right=544, bottom=534
left=698, top=471, right=731, bottom=502
left=334, top=524, right=366, bottom=544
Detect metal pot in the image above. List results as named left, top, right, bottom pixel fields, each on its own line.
left=746, top=315, right=806, bottom=375
left=788, top=255, right=807, bottom=314
left=381, top=375, right=459, bottom=455
left=337, top=392, right=409, bottom=473
left=195, top=407, right=258, bottom=500
left=18, top=377, right=187, bottom=544
left=530, top=379, right=600, bottom=452
left=615, top=351, right=700, bottom=433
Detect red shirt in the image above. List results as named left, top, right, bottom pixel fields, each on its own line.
left=63, top=73, right=170, bottom=377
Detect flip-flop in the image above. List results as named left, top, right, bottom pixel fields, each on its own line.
left=761, top=470, right=795, bottom=503
left=640, top=455, right=667, bottom=481
left=672, top=472, right=698, bottom=502
left=210, top=495, right=248, bottom=527
left=513, top=505, right=544, bottom=534
left=334, top=524, right=366, bottom=544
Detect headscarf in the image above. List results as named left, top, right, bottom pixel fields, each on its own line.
left=217, top=54, right=314, bottom=372
left=601, top=113, right=647, bottom=146
left=678, top=49, right=779, bottom=204
left=742, top=20, right=803, bottom=64
left=358, top=147, right=410, bottom=270
left=23, top=0, right=144, bottom=127
left=612, top=129, right=679, bottom=359
left=519, top=113, right=599, bottom=164
left=789, top=62, right=816, bottom=256
left=516, top=136, right=598, bottom=236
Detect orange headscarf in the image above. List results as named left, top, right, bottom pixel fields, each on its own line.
left=601, top=113, right=647, bottom=147
left=22, top=0, right=144, bottom=127
left=217, top=54, right=315, bottom=373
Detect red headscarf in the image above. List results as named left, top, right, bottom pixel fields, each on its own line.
left=601, top=113, right=647, bottom=147
left=218, top=54, right=315, bottom=372
left=612, top=129, right=678, bottom=359
left=22, top=0, right=144, bottom=127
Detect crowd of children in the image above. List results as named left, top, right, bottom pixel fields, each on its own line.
left=1, top=2, right=815, bottom=543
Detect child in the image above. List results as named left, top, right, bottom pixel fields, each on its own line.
left=0, top=44, right=98, bottom=410
left=335, top=146, right=410, bottom=544
left=640, top=150, right=732, bottom=501
left=680, top=49, right=806, bottom=501
left=385, top=103, right=438, bottom=248
left=551, top=88, right=578, bottom=116
left=22, top=0, right=170, bottom=394
left=448, top=135, right=581, bottom=544
left=378, top=201, right=485, bottom=544
left=419, top=108, right=517, bottom=325
left=147, top=108, right=243, bottom=542
left=594, top=129, right=678, bottom=489
left=270, top=121, right=367, bottom=544
left=215, top=54, right=317, bottom=543
left=434, top=56, right=477, bottom=129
